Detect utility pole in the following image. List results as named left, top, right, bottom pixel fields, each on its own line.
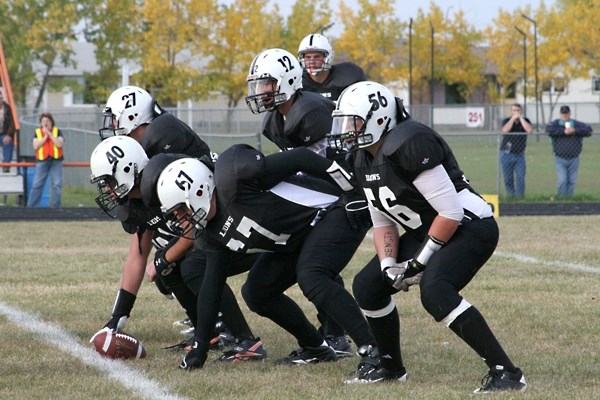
left=522, top=14, right=539, bottom=131
left=514, top=26, right=527, bottom=116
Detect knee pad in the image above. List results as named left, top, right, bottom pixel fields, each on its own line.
left=420, top=279, right=463, bottom=322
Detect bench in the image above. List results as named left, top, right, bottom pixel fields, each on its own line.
left=0, top=172, right=24, bottom=206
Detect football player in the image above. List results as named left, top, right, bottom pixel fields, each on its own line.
left=143, top=145, right=378, bottom=370
left=327, top=81, right=526, bottom=393
left=298, top=33, right=366, bottom=102
left=245, top=48, right=371, bottom=357
left=91, top=87, right=255, bottom=356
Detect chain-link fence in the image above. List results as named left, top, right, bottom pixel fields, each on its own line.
left=15, top=106, right=599, bottom=200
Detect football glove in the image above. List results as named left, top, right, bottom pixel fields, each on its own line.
left=154, top=247, right=174, bottom=277
left=381, top=258, right=425, bottom=292
left=341, top=190, right=372, bottom=232
left=180, top=339, right=209, bottom=370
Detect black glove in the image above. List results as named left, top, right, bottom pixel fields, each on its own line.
left=154, top=247, right=175, bottom=277
left=341, top=190, right=372, bottom=232
left=381, top=259, right=425, bottom=292
left=180, top=340, right=209, bottom=370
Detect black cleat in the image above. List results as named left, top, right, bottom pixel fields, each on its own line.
left=215, top=337, right=267, bottom=363
left=326, top=335, right=353, bottom=358
left=276, top=344, right=338, bottom=365
left=473, top=365, right=527, bottom=394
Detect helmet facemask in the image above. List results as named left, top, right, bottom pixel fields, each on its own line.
left=328, top=113, right=374, bottom=152
left=299, top=50, right=332, bottom=75
left=162, top=199, right=207, bottom=240
left=99, top=107, right=126, bottom=139
left=245, top=77, right=286, bottom=114
left=91, top=162, right=140, bottom=217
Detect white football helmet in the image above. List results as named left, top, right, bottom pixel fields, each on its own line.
left=157, top=158, right=215, bottom=236
left=245, top=48, right=303, bottom=114
left=90, top=135, right=149, bottom=214
left=328, top=81, right=398, bottom=151
left=99, top=86, right=157, bottom=139
left=298, top=33, right=333, bottom=73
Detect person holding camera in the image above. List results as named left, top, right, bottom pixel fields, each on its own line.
left=500, top=103, right=533, bottom=197
left=546, top=105, right=592, bottom=198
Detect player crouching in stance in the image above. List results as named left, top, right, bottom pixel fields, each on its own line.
left=142, top=145, right=378, bottom=370
left=327, top=81, right=526, bottom=393
left=89, top=136, right=263, bottom=362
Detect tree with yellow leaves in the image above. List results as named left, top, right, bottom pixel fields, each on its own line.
left=280, top=0, right=334, bottom=54
left=204, top=0, right=284, bottom=110
left=6, top=0, right=80, bottom=110
left=134, top=0, right=217, bottom=106
left=336, top=0, right=404, bottom=84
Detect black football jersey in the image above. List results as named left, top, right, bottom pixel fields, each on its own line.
left=140, top=113, right=210, bottom=158
left=352, top=119, right=478, bottom=242
left=302, top=62, right=366, bottom=101
left=261, top=91, right=335, bottom=151
left=115, top=198, right=177, bottom=249
left=199, top=144, right=340, bottom=254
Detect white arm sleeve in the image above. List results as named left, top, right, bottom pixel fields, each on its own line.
left=412, top=164, right=464, bottom=222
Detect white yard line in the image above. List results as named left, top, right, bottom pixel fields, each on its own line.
left=493, top=251, right=600, bottom=274
left=364, top=232, right=600, bottom=274
left=0, top=302, right=189, bottom=400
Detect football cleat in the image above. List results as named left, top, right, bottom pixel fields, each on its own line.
left=276, top=344, right=338, bottom=365
left=326, top=335, right=353, bottom=358
left=209, top=331, right=237, bottom=350
left=350, top=344, right=381, bottom=377
left=215, top=338, right=267, bottom=363
left=173, top=317, right=192, bottom=327
left=473, top=365, right=527, bottom=394
left=345, top=366, right=408, bottom=384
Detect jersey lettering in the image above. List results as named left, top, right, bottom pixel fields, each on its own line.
left=225, top=216, right=290, bottom=252
left=363, top=186, right=422, bottom=229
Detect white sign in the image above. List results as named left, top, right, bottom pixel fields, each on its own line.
left=466, top=107, right=485, bottom=128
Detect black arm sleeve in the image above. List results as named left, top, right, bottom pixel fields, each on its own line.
left=261, top=148, right=335, bottom=188
left=194, top=249, right=232, bottom=344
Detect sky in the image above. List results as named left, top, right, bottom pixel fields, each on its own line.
left=274, top=0, right=556, bottom=33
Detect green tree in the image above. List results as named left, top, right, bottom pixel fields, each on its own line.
left=80, top=0, right=141, bottom=105
left=1, top=0, right=80, bottom=111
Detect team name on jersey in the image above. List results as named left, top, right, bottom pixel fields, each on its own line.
left=147, top=216, right=162, bottom=226
left=365, top=173, right=381, bottom=181
left=219, top=216, right=235, bottom=237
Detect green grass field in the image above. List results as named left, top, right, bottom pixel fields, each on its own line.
left=1, top=216, right=599, bottom=399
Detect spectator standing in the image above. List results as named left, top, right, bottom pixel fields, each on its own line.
left=27, top=112, right=63, bottom=207
left=545, top=105, right=592, bottom=198
left=0, top=90, right=16, bottom=173
left=500, top=103, right=533, bottom=197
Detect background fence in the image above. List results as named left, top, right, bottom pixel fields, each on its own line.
left=15, top=104, right=599, bottom=201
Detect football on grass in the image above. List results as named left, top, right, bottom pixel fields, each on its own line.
left=91, top=328, right=146, bottom=360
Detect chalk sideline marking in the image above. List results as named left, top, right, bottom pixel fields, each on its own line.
left=0, top=302, right=189, bottom=400
left=494, top=250, right=600, bottom=274
left=364, top=232, right=600, bottom=274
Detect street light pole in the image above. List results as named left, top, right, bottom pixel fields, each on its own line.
left=514, top=26, right=527, bottom=115
left=522, top=14, right=539, bottom=131
left=430, top=21, right=434, bottom=128
left=409, top=18, right=413, bottom=108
